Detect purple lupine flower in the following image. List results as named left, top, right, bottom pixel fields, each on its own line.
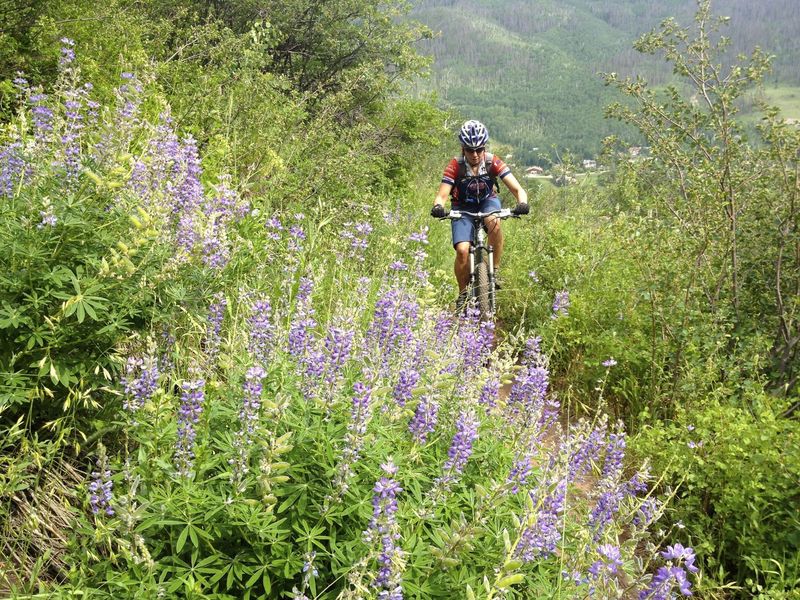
left=433, top=312, right=455, bottom=347
left=206, top=177, right=248, bottom=223
left=348, top=382, right=373, bottom=439
left=507, top=453, right=533, bottom=494
left=435, top=410, right=479, bottom=489
left=301, top=349, right=326, bottom=400
left=174, top=377, right=205, bottom=477
left=205, top=293, right=226, bottom=366
left=357, top=277, right=372, bottom=297
left=367, top=288, right=419, bottom=373
left=515, top=477, right=567, bottom=561
left=408, top=394, right=439, bottom=444
left=93, top=74, right=138, bottom=163
left=288, top=224, right=306, bottom=252
left=13, top=75, right=29, bottom=91
left=291, top=550, right=319, bottom=599
left=29, top=92, right=54, bottom=142
left=249, top=299, right=275, bottom=367
left=288, top=316, right=317, bottom=360
left=288, top=280, right=317, bottom=362
left=479, top=378, right=501, bottom=411
left=341, top=221, right=373, bottom=261
left=588, top=544, right=623, bottom=590
left=331, top=382, right=374, bottom=497
left=588, top=424, right=627, bottom=539
left=239, top=365, right=266, bottom=436
left=408, top=227, right=429, bottom=244
left=323, top=323, right=354, bottom=385
left=197, top=181, right=246, bottom=271
left=625, top=465, right=650, bottom=497
left=37, top=209, right=57, bottom=228
left=551, top=290, right=570, bottom=319
left=638, top=544, right=698, bottom=599
left=365, top=460, right=404, bottom=600
left=172, top=136, right=204, bottom=251
left=60, top=90, right=86, bottom=183
left=456, top=312, right=495, bottom=382
left=88, top=447, right=114, bottom=517
left=230, top=365, right=267, bottom=492
left=160, top=327, right=177, bottom=374
left=661, top=544, right=698, bottom=574
left=174, top=134, right=203, bottom=212
left=566, top=418, right=608, bottom=482
left=389, top=261, right=407, bottom=271
left=392, top=369, right=419, bottom=407
left=59, top=38, right=76, bottom=67
left=265, top=214, right=283, bottom=240
left=121, top=355, right=160, bottom=411
left=200, top=216, right=230, bottom=269
left=506, top=336, right=551, bottom=430
left=601, top=425, right=626, bottom=480
left=296, top=276, right=314, bottom=304
left=602, top=358, right=618, bottom=367
left=411, top=248, right=429, bottom=285
left=0, top=142, right=25, bottom=198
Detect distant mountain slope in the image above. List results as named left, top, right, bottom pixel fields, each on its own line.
left=411, top=0, right=800, bottom=164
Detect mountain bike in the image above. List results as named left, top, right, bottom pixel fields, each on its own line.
left=437, top=207, right=520, bottom=321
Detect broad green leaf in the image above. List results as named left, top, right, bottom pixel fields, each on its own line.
left=176, top=525, right=190, bottom=553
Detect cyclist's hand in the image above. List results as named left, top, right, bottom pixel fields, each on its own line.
left=512, top=202, right=529, bottom=216
left=430, top=204, right=447, bottom=218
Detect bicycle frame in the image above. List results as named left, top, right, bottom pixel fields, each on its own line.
left=443, top=208, right=515, bottom=319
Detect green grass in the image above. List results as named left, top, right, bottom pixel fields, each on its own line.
left=760, top=85, right=800, bottom=119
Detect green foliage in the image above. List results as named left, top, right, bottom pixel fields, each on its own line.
left=604, top=0, right=799, bottom=397
left=495, top=3, right=800, bottom=596
left=632, top=397, right=800, bottom=596
left=500, top=183, right=656, bottom=417
left=0, top=119, right=174, bottom=430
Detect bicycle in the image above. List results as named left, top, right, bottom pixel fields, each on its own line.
left=436, top=207, right=520, bottom=321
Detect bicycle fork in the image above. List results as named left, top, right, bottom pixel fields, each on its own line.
left=468, top=240, right=497, bottom=315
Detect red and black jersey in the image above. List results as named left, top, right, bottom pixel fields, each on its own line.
left=441, top=153, right=511, bottom=204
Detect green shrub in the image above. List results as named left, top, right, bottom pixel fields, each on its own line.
left=632, top=397, right=800, bottom=596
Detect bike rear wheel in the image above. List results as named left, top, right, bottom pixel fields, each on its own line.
left=472, top=248, right=492, bottom=320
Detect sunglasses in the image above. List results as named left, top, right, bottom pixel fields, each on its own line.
left=463, top=146, right=485, bottom=154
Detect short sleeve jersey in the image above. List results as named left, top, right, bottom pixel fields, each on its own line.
left=442, top=153, right=511, bottom=204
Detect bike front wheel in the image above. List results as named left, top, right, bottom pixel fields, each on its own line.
left=472, top=248, right=493, bottom=320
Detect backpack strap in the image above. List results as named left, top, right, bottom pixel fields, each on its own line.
left=454, top=153, right=497, bottom=186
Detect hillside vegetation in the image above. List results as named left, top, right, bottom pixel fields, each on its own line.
left=411, top=0, right=800, bottom=163
left=1, top=1, right=799, bottom=599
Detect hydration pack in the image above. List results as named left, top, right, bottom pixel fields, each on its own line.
left=452, top=152, right=499, bottom=203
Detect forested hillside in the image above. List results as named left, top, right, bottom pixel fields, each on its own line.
left=411, top=0, right=800, bottom=163
left=1, top=1, right=798, bottom=599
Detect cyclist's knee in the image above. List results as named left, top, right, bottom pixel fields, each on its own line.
left=454, top=242, right=470, bottom=261
left=487, top=219, right=502, bottom=237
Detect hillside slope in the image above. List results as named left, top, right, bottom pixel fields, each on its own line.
left=411, top=0, right=800, bottom=164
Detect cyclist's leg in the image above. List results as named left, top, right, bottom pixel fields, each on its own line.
left=454, top=242, right=471, bottom=292
left=451, top=213, right=474, bottom=294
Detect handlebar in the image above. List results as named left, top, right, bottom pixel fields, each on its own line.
left=439, top=208, right=518, bottom=220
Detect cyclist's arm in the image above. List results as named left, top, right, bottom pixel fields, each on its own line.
left=501, top=173, right=528, bottom=204
left=433, top=182, right=452, bottom=209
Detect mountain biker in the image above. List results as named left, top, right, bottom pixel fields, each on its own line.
left=431, top=119, right=529, bottom=309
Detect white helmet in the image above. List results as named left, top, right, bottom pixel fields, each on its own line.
left=458, top=119, right=489, bottom=148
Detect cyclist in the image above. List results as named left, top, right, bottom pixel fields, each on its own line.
left=430, top=119, right=529, bottom=309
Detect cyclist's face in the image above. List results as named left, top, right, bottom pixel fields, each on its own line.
left=463, top=146, right=484, bottom=167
